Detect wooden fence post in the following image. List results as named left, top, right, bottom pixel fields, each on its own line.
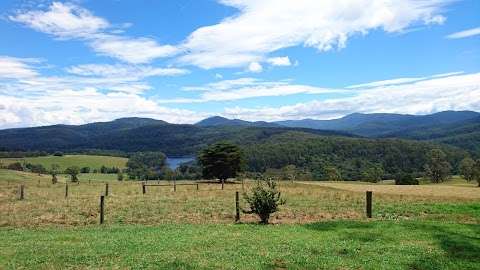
left=221, top=179, right=224, bottom=190
left=174, top=180, right=177, bottom=192
left=19, top=185, right=24, bottom=200
left=196, top=183, right=199, bottom=191
left=65, top=184, right=68, bottom=198
left=366, top=191, right=372, bottom=218
left=242, top=179, right=244, bottom=191
left=100, top=195, right=105, bottom=224
left=105, top=183, right=109, bottom=196
left=235, top=191, right=240, bottom=223
left=142, top=182, right=146, bottom=194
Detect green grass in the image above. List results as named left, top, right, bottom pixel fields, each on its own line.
left=1, top=221, right=479, bottom=270
left=1, top=169, right=479, bottom=269
left=0, top=155, right=128, bottom=171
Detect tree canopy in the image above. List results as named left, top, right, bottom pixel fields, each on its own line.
left=198, top=142, right=245, bottom=181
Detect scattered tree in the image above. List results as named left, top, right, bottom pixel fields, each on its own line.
left=7, top=162, right=24, bottom=171
left=243, top=178, right=285, bottom=224
left=65, top=166, right=80, bottom=182
left=50, top=164, right=60, bottom=184
left=473, top=159, right=480, bottom=187
left=424, top=149, right=451, bottom=183
left=459, top=157, right=475, bottom=182
left=53, top=151, right=64, bottom=156
left=117, top=172, right=124, bottom=181
left=198, top=142, right=245, bottom=183
left=394, top=172, right=419, bottom=185
left=281, top=165, right=298, bottom=182
left=80, top=167, right=91, bottom=173
left=126, top=152, right=166, bottom=180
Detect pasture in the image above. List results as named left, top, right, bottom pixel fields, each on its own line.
left=0, top=154, right=128, bottom=171
left=0, top=169, right=479, bottom=269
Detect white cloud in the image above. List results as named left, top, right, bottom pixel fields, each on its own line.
left=247, top=62, right=263, bottom=73
left=446, top=27, right=480, bottom=39
left=0, top=89, right=206, bottom=129
left=179, top=0, right=448, bottom=69
left=9, top=2, right=109, bottom=38
left=221, top=72, right=480, bottom=121
left=10, top=2, right=178, bottom=64
left=266, top=56, right=291, bottom=66
left=88, top=35, right=179, bottom=64
left=347, top=71, right=464, bottom=89
left=66, top=64, right=188, bottom=78
left=0, top=56, right=39, bottom=79
left=158, top=77, right=345, bottom=103
left=0, top=59, right=200, bottom=129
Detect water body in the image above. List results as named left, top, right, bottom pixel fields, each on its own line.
left=166, top=157, right=195, bottom=170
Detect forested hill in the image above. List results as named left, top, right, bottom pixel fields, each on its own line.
left=0, top=120, right=352, bottom=156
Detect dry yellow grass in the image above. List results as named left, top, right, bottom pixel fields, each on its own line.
left=300, top=181, right=480, bottom=200
left=1, top=170, right=479, bottom=227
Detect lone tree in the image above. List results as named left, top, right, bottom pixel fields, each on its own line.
left=198, top=142, right=245, bottom=183
left=473, top=159, right=480, bottom=187
left=243, top=178, right=285, bottom=224
left=424, top=149, right=451, bottom=183
left=459, top=157, right=475, bottom=182
left=65, top=166, right=80, bottom=183
left=50, top=164, right=60, bottom=184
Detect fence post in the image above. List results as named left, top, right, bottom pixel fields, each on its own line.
left=100, top=195, right=105, bottom=224
left=242, top=179, right=244, bottom=191
left=196, top=183, right=199, bottom=191
left=366, top=191, right=372, bottom=218
left=235, top=191, right=240, bottom=223
left=174, top=180, right=177, bottom=192
left=142, top=182, right=146, bottom=194
left=19, top=185, right=24, bottom=200
left=65, top=183, right=68, bottom=198
left=105, top=183, right=109, bottom=196
left=221, top=179, right=224, bottom=190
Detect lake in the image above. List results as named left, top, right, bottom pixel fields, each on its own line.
left=166, top=157, right=195, bottom=170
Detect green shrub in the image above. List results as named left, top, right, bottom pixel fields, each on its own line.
left=395, top=173, right=419, bottom=185
left=243, top=178, right=285, bottom=224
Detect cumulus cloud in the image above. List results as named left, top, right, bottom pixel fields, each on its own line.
left=446, top=27, right=480, bottom=39
left=247, top=62, right=263, bottom=73
left=221, top=72, right=480, bottom=121
left=179, top=0, right=448, bottom=69
left=9, top=2, right=109, bottom=38
left=10, top=2, right=178, bottom=64
left=266, top=57, right=291, bottom=67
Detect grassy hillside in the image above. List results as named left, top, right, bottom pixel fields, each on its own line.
left=0, top=169, right=479, bottom=269
left=0, top=155, right=128, bottom=171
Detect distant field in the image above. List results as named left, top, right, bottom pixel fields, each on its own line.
left=0, top=169, right=478, bottom=269
left=0, top=155, right=128, bottom=171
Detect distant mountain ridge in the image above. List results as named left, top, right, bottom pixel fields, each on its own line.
left=195, top=116, right=279, bottom=128
left=0, top=110, right=479, bottom=156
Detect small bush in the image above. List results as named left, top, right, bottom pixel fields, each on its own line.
left=7, top=162, right=24, bottom=171
left=395, top=173, right=419, bottom=185
left=243, top=178, right=285, bottom=224
left=53, top=151, right=64, bottom=157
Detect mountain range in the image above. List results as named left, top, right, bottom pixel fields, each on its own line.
left=0, top=110, right=479, bottom=156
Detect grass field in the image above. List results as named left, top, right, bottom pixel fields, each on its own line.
left=0, top=169, right=479, bottom=269
left=0, top=154, right=128, bottom=171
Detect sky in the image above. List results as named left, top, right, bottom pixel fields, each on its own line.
left=0, top=0, right=479, bottom=128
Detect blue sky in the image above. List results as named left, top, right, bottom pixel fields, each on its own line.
left=0, top=0, right=479, bottom=128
